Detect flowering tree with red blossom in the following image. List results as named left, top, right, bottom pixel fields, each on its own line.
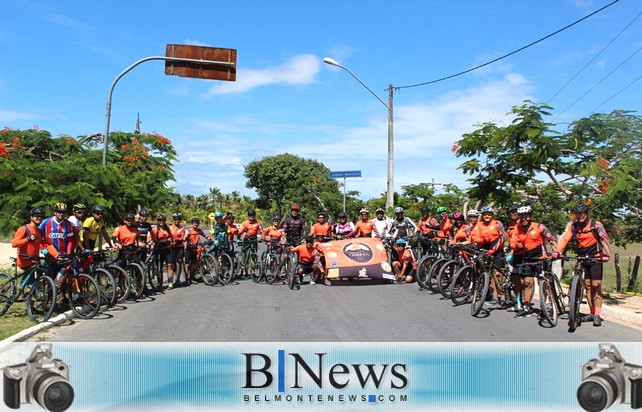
left=454, top=101, right=642, bottom=243
left=0, top=126, right=177, bottom=234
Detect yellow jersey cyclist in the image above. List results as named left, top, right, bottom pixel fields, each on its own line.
left=81, top=205, right=114, bottom=250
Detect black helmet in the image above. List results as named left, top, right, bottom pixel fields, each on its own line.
left=247, top=209, right=256, bottom=216
left=191, top=217, right=200, bottom=224
left=304, top=235, right=314, bottom=244
left=157, top=214, right=166, bottom=221
left=123, top=212, right=135, bottom=220
left=338, top=211, right=347, bottom=218
left=92, top=205, right=105, bottom=214
left=172, top=212, right=182, bottom=220
left=420, top=206, right=429, bottom=213
left=139, top=208, right=149, bottom=216
left=572, top=203, right=590, bottom=214
left=30, top=207, right=45, bottom=216
left=273, top=215, right=281, bottom=221
left=317, top=212, right=326, bottom=218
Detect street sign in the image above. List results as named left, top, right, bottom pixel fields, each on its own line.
left=329, top=170, right=362, bottom=179
left=165, top=44, right=237, bottom=81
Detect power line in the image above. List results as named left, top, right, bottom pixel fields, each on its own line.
left=583, top=74, right=642, bottom=117
left=547, top=11, right=642, bottom=103
left=395, top=0, right=620, bottom=90
left=553, top=46, right=641, bottom=121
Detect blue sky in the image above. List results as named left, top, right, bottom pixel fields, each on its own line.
left=1, top=0, right=640, bottom=200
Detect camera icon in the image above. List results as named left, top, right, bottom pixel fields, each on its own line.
left=3, top=344, right=74, bottom=412
left=578, top=343, right=642, bottom=411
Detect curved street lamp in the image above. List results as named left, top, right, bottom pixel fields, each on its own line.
left=323, top=57, right=395, bottom=211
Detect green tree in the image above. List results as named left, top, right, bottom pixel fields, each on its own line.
left=454, top=102, right=642, bottom=243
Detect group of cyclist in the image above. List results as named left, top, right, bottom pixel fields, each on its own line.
left=11, top=199, right=611, bottom=326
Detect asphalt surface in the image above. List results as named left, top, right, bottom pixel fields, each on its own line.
left=27, top=276, right=642, bottom=342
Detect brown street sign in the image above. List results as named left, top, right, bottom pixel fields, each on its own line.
left=165, top=44, right=236, bottom=81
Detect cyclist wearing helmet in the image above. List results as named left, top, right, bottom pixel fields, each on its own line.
left=452, top=212, right=471, bottom=244
left=352, top=208, right=374, bottom=237
left=290, top=235, right=325, bottom=285
left=435, top=206, right=453, bottom=240
left=282, top=205, right=306, bottom=245
left=372, top=208, right=390, bottom=239
left=81, top=205, right=113, bottom=250
left=556, top=202, right=611, bottom=326
left=333, top=212, right=355, bottom=239
left=469, top=205, right=508, bottom=304
left=112, top=213, right=139, bottom=251
left=39, top=202, right=79, bottom=255
left=310, top=212, right=331, bottom=241
left=226, top=213, right=239, bottom=242
left=68, top=203, right=86, bottom=228
left=388, top=207, right=416, bottom=241
left=509, top=205, right=559, bottom=318
left=12, top=207, right=59, bottom=274
left=238, top=209, right=263, bottom=254
left=208, top=212, right=229, bottom=247
left=151, top=214, right=173, bottom=290
left=184, top=218, right=206, bottom=285
left=391, top=238, right=417, bottom=283
left=169, top=212, right=187, bottom=288
left=505, top=204, right=519, bottom=238
left=263, top=215, right=286, bottom=258
left=134, top=208, right=152, bottom=247
left=467, top=209, right=480, bottom=231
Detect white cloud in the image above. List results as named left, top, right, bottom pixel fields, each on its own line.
left=0, top=110, right=38, bottom=123
left=204, top=54, right=321, bottom=96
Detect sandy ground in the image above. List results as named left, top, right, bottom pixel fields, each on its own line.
left=0, top=242, right=15, bottom=267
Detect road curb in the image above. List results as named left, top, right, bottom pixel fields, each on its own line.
left=1, top=310, right=76, bottom=344
left=600, top=303, right=642, bottom=329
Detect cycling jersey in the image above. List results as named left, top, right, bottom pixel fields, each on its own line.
left=282, top=216, right=306, bottom=241
left=389, top=217, right=416, bottom=239
left=394, top=247, right=417, bottom=269
left=334, top=222, right=355, bottom=238
left=112, top=225, right=139, bottom=247
left=169, top=224, right=185, bottom=248
left=263, top=226, right=284, bottom=240
left=151, top=225, right=172, bottom=249
left=291, top=244, right=318, bottom=264
left=417, top=216, right=440, bottom=236
left=11, top=223, right=59, bottom=268
left=210, top=223, right=229, bottom=243
left=372, top=218, right=390, bottom=238
left=510, top=222, right=558, bottom=260
left=352, top=220, right=374, bottom=237
left=310, top=222, right=331, bottom=237
left=186, top=227, right=205, bottom=248
left=239, top=220, right=262, bottom=238
left=438, top=217, right=453, bottom=239
left=453, top=224, right=471, bottom=243
left=134, top=221, right=152, bottom=244
left=227, top=223, right=239, bottom=240
left=39, top=217, right=78, bottom=254
left=469, top=219, right=506, bottom=252
left=81, top=216, right=104, bottom=242
left=557, top=219, right=611, bottom=258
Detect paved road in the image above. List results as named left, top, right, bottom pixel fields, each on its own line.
left=33, top=277, right=642, bottom=342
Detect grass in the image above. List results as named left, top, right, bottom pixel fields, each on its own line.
left=0, top=301, right=37, bottom=341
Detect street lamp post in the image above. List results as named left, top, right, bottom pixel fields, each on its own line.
left=323, top=57, right=395, bottom=212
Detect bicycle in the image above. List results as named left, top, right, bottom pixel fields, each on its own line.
left=78, top=251, right=117, bottom=310
left=415, top=240, right=448, bottom=291
left=283, top=247, right=300, bottom=290
left=55, top=253, right=102, bottom=319
left=535, top=260, right=568, bottom=327
left=564, top=255, right=598, bottom=332
left=436, top=244, right=477, bottom=299
left=205, top=241, right=235, bottom=285
left=446, top=249, right=492, bottom=316
left=118, top=245, right=146, bottom=299
left=0, top=255, right=56, bottom=324
left=90, top=249, right=131, bottom=303
left=261, top=239, right=284, bottom=285
left=235, top=238, right=260, bottom=283
left=144, top=242, right=166, bottom=293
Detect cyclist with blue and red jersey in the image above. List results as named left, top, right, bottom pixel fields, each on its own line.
left=39, top=202, right=79, bottom=255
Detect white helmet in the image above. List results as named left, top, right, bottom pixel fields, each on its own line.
left=467, top=209, right=480, bottom=217
left=394, top=207, right=403, bottom=214
left=517, top=205, right=532, bottom=214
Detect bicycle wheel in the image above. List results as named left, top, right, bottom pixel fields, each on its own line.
left=217, top=253, right=234, bottom=284
left=551, top=273, right=568, bottom=315
left=288, top=253, right=299, bottom=290
left=108, top=265, right=131, bottom=303
left=93, top=268, right=117, bottom=309
left=538, top=277, right=558, bottom=327
left=415, top=256, right=436, bottom=289
left=471, top=271, right=489, bottom=317
left=202, top=254, right=219, bottom=286
left=265, top=254, right=279, bottom=285
left=26, top=274, right=56, bottom=323
left=146, top=257, right=163, bottom=292
left=451, top=265, right=474, bottom=306
left=0, top=273, right=15, bottom=317
left=437, top=260, right=459, bottom=298
left=428, top=258, right=449, bottom=293
left=250, top=252, right=263, bottom=283
left=568, top=276, right=583, bottom=332
left=69, top=273, right=101, bottom=319
left=128, top=263, right=146, bottom=299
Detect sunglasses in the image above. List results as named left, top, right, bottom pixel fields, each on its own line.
left=94, top=212, right=104, bottom=215
left=32, top=215, right=44, bottom=219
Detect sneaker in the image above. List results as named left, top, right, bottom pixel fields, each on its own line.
left=167, top=283, right=174, bottom=290
left=310, top=279, right=316, bottom=285
left=580, top=313, right=594, bottom=322
left=508, top=305, right=523, bottom=313
left=514, top=308, right=533, bottom=318
left=593, top=315, right=603, bottom=327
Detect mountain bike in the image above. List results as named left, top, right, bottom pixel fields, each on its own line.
left=236, top=238, right=260, bottom=283
left=565, top=255, right=598, bottom=332
left=56, top=253, right=102, bottom=319
left=118, top=246, right=146, bottom=299
left=89, top=249, right=131, bottom=303
left=144, top=242, right=166, bottom=293
left=261, top=239, right=284, bottom=285
left=0, top=256, right=56, bottom=323
left=537, top=259, right=568, bottom=327
left=205, top=241, right=234, bottom=285
left=436, top=244, right=476, bottom=299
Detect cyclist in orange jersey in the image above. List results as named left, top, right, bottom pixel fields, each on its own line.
left=290, top=235, right=325, bottom=285
left=152, top=214, right=173, bottom=290
left=112, top=212, right=139, bottom=249
left=435, top=206, right=453, bottom=241
left=309, top=212, right=332, bottom=241
left=184, top=217, right=206, bottom=285
left=466, top=209, right=480, bottom=231
left=226, top=213, right=239, bottom=243
left=556, top=202, right=611, bottom=327
left=504, top=204, right=519, bottom=238
left=509, top=206, right=558, bottom=318
left=263, top=215, right=286, bottom=258
left=168, top=212, right=187, bottom=288
left=238, top=209, right=263, bottom=253
left=470, top=206, right=508, bottom=304
left=451, top=212, right=471, bottom=244
left=12, top=207, right=60, bottom=275
left=351, top=208, right=375, bottom=238
left=391, top=238, right=417, bottom=283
